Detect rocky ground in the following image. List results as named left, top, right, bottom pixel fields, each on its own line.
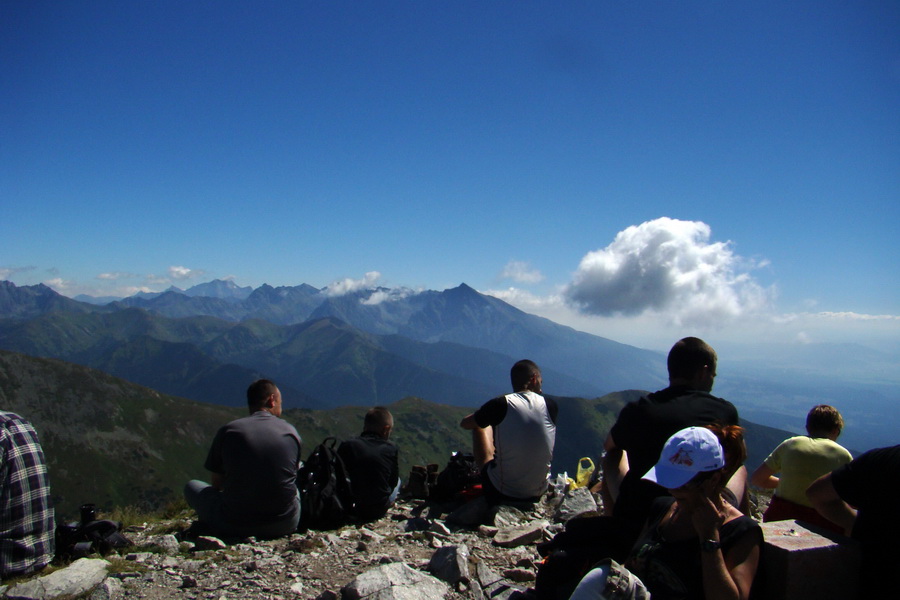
left=3, top=486, right=768, bottom=600
left=2, top=484, right=605, bottom=600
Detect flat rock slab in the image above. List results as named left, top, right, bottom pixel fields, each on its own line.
left=493, top=520, right=549, bottom=548
left=341, top=562, right=449, bottom=600
left=6, top=558, right=109, bottom=600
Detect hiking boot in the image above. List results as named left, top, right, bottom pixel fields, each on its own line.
left=405, top=465, right=430, bottom=499
left=427, top=463, right=440, bottom=489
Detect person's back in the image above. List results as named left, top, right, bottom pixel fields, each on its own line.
left=213, top=411, right=302, bottom=526
left=765, top=436, right=850, bottom=506
left=752, top=405, right=852, bottom=532
left=185, top=380, right=302, bottom=539
left=338, top=407, right=399, bottom=522
left=461, top=360, right=558, bottom=504
left=611, top=386, right=739, bottom=492
left=602, top=338, right=740, bottom=526
left=490, top=390, right=557, bottom=499
left=0, top=411, right=55, bottom=579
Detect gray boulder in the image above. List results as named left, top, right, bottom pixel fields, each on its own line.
left=554, top=486, right=598, bottom=522
left=5, top=558, right=109, bottom=600
left=341, top=562, right=449, bottom=599
left=427, top=544, right=470, bottom=585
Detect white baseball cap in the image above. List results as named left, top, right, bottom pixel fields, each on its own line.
left=642, top=426, right=725, bottom=489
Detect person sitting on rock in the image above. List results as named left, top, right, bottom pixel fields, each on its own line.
left=460, top=359, right=557, bottom=505
left=0, top=410, right=55, bottom=579
left=600, top=337, right=746, bottom=531
left=338, top=406, right=400, bottom=522
left=570, top=425, right=762, bottom=600
left=750, top=404, right=852, bottom=533
left=184, top=379, right=302, bottom=539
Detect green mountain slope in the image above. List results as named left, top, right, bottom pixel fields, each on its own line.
left=1, top=350, right=791, bottom=520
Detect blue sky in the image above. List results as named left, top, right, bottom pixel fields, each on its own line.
left=2, top=1, right=898, bottom=353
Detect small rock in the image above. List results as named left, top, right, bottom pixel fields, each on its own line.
left=491, top=505, right=528, bottom=528
left=430, top=520, right=453, bottom=536
left=428, top=544, right=470, bottom=585
left=554, top=487, right=598, bottom=522
left=89, top=577, right=123, bottom=600
left=194, top=535, right=227, bottom=551
left=477, top=524, right=498, bottom=537
left=493, top=520, right=549, bottom=548
left=503, top=568, right=536, bottom=582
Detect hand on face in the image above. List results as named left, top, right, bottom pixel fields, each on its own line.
left=689, top=477, right=727, bottom=539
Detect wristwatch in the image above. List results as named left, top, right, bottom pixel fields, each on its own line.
left=700, top=538, right=721, bottom=552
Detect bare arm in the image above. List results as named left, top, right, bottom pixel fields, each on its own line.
left=600, top=433, right=628, bottom=513
left=749, top=463, right=779, bottom=489
left=460, top=413, right=478, bottom=430
left=693, top=486, right=761, bottom=600
left=702, top=530, right=760, bottom=600
left=807, top=473, right=856, bottom=536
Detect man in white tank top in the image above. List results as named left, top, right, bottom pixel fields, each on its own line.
left=461, top=360, right=558, bottom=503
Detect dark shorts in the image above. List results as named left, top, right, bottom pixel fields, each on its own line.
left=480, top=461, right=542, bottom=506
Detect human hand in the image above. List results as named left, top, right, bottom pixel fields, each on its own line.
left=691, top=479, right=726, bottom=539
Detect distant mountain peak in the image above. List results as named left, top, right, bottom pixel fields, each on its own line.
left=184, top=279, right=253, bottom=300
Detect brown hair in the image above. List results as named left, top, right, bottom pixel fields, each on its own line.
left=707, top=423, right=747, bottom=474
left=806, top=404, right=844, bottom=438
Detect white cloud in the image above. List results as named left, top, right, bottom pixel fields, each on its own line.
left=168, top=265, right=204, bottom=281
left=0, top=266, right=36, bottom=280
left=325, top=271, right=381, bottom=297
left=97, top=271, right=136, bottom=281
left=361, top=287, right=419, bottom=306
left=43, top=277, right=76, bottom=293
left=500, top=261, right=545, bottom=284
left=563, top=218, right=773, bottom=327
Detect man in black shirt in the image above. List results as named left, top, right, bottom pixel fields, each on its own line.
left=601, top=337, right=744, bottom=525
left=338, top=407, right=400, bottom=522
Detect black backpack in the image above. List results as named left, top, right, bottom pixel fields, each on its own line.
left=429, top=452, right=482, bottom=503
left=55, top=519, right=132, bottom=559
left=297, top=437, right=354, bottom=530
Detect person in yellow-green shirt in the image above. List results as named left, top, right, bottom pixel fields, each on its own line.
left=750, top=404, right=852, bottom=533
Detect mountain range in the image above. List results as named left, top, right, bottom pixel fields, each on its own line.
left=1, top=278, right=897, bottom=454
left=0, top=279, right=665, bottom=409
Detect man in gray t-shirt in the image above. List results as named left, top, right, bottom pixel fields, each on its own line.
left=185, top=380, right=302, bottom=538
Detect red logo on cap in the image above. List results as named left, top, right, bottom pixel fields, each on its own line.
left=669, top=448, right=694, bottom=467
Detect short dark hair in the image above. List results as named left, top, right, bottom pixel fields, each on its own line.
left=667, top=337, right=717, bottom=381
left=510, top=359, right=540, bottom=390
left=806, top=405, right=844, bottom=438
left=247, top=379, right=278, bottom=408
left=363, top=406, right=393, bottom=433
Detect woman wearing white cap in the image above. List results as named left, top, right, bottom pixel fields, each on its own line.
left=570, top=424, right=762, bottom=600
